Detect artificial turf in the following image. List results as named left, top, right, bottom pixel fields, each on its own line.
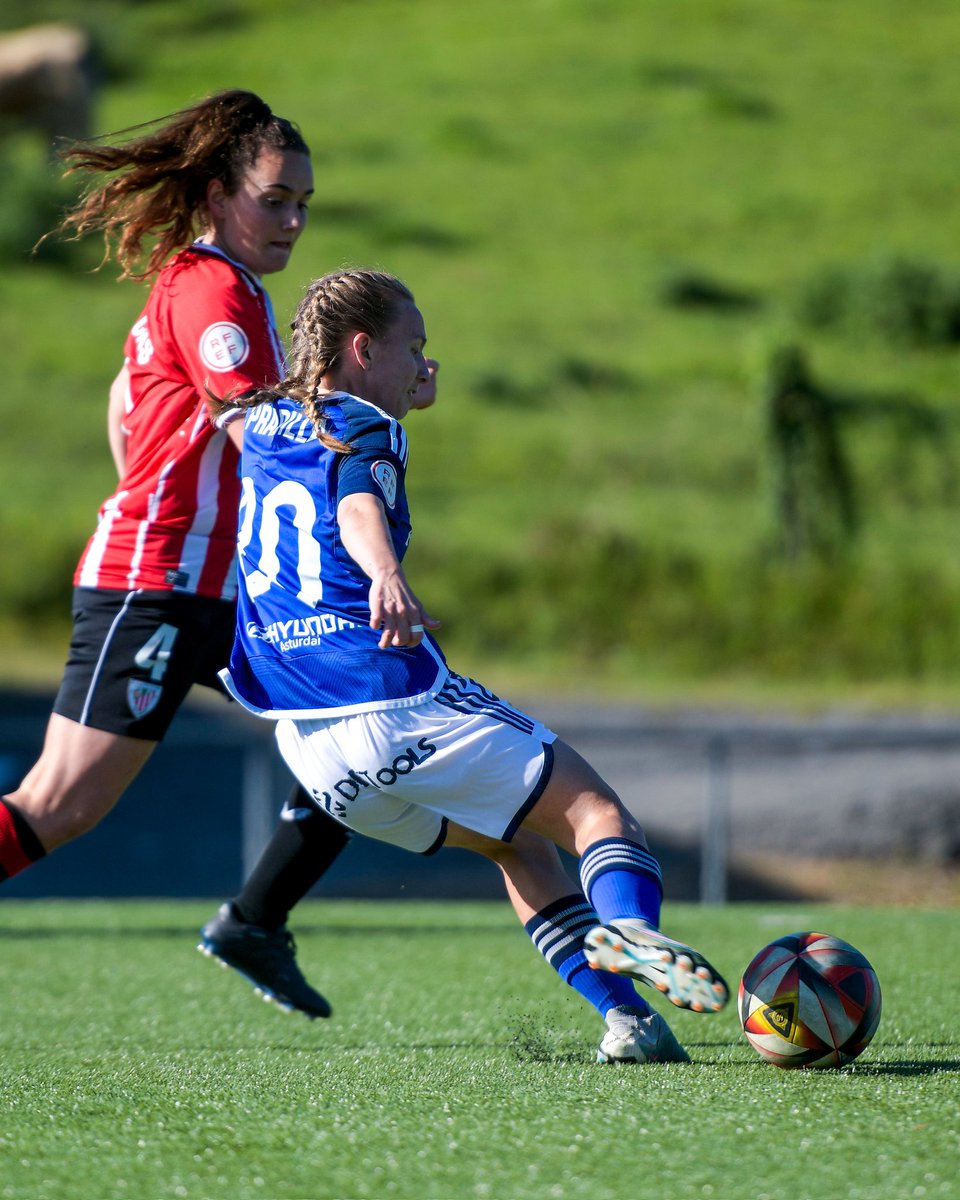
left=0, top=899, right=955, bottom=1200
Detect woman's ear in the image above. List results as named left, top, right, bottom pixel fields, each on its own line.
left=206, top=177, right=227, bottom=220
left=349, top=331, right=372, bottom=370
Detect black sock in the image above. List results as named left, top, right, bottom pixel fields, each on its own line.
left=231, top=785, right=350, bottom=930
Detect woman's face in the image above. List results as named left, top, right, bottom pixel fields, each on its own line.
left=204, top=146, right=313, bottom=276
left=356, top=300, right=430, bottom=420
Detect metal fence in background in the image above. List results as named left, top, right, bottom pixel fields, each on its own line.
left=2, top=689, right=958, bottom=900
left=534, top=703, right=960, bottom=903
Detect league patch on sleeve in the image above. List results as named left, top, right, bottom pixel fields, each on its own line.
left=371, top=460, right=398, bottom=508
left=199, top=322, right=250, bottom=372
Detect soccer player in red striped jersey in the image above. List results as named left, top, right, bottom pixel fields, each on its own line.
left=78, top=243, right=288, bottom=597
left=0, top=90, right=355, bottom=1017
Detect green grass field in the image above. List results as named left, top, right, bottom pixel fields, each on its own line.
left=0, top=900, right=955, bottom=1200
left=5, top=0, right=960, bottom=701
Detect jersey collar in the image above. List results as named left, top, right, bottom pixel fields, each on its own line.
left=189, top=239, right=264, bottom=293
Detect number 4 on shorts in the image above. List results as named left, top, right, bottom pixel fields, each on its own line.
left=134, top=623, right=179, bottom=682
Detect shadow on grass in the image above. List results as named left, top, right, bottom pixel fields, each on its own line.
left=0, top=925, right=210, bottom=939
left=686, top=1041, right=960, bottom=1075
left=0, top=921, right=534, bottom=939
left=853, top=1060, right=960, bottom=1075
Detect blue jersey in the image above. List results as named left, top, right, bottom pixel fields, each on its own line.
left=221, top=391, right=447, bottom=718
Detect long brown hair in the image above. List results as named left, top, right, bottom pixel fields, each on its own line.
left=210, top=269, right=416, bottom=452
left=50, top=89, right=309, bottom=279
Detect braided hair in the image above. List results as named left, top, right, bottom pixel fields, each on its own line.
left=209, top=269, right=416, bottom=453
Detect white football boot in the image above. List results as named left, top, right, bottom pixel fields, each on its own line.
left=585, top=920, right=729, bottom=1013
left=597, top=1005, right=690, bottom=1064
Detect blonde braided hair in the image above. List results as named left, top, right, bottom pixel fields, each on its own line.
left=209, top=268, right=416, bottom=452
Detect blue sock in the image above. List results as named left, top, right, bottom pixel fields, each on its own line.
left=524, top=894, right=650, bottom=1017
left=579, top=838, right=663, bottom=928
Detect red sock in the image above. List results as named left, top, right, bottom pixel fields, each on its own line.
left=0, top=800, right=46, bottom=880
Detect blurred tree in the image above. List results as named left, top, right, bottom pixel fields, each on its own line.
left=765, top=344, right=953, bottom=562
left=766, top=345, right=857, bottom=561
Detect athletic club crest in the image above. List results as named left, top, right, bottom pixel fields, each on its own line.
left=127, top=680, right=163, bottom=719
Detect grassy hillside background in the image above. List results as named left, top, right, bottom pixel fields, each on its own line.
left=3, top=0, right=960, bottom=706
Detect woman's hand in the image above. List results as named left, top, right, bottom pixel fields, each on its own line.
left=408, top=357, right=439, bottom=411
left=367, top=564, right=441, bottom=649
left=337, top=492, right=441, bottom=648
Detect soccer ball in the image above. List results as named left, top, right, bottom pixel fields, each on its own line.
left=738, top=931, right=881, bottom=1069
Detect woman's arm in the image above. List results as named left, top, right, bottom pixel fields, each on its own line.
left=219, top=410, right=244, bottom=451
left=107, top=365, right=130, bottom=477
left=336, top=492, right=440, bottom=649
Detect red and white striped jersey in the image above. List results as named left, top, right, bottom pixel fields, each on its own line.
left=75, top=244, right=286, bottom=600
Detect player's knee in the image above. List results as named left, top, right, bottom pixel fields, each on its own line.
left=502, top=828, right=562, bottom=870
left=574, top=796, right=648, bottom=851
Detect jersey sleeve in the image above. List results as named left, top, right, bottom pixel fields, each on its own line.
left=336, top=423, right=405, bottom=511
left=164, top=259, right=283, bottom=401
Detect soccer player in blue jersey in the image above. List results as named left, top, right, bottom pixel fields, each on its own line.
left=212, top=268, right=730, bottom=1063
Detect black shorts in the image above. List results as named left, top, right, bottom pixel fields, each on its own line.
left=53, top=587, right=236, bottom=741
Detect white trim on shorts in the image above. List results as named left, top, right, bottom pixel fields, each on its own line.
left=274, top=672, right=557, bottom=853
left=78, top=589, right=138, bottom=726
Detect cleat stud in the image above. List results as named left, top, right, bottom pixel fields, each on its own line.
left=696, top=967, right=710, bottom=980
left=656, top=982, right=669, bottom=993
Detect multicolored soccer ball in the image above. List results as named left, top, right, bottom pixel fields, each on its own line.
left=738, top=931, right=881, bottom=1069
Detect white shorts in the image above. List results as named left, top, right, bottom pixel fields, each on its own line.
left=274, top=672, right=557, bottom=853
